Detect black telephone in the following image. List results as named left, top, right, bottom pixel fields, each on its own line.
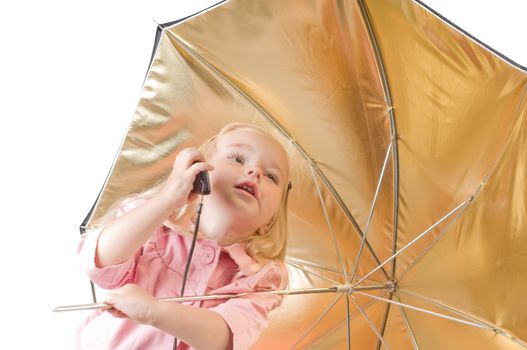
left=191, top=170, right=211, bottom=195
left=177, top=166, right=210, bottom=349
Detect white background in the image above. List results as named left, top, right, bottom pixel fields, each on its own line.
left=0, top=1, right=525, bottom=348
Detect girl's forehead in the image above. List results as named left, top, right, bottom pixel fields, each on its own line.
left=217, top=128, right=277, bottom=148
left=216, top=128, right=289, bottom=169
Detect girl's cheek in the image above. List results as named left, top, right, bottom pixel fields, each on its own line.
left=270, top=191, right=283, bottom=212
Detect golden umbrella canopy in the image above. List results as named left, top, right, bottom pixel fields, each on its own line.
left=81, top=0, right=527, bottom=348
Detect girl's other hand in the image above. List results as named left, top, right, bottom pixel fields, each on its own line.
left=104, top=284, right=159, bottom=325
left=158, top=148, right=214, bottom=210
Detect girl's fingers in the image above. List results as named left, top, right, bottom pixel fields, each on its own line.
left=176, top=148, right=207, bottom=169
left=160, top=148, right=214, bottom=207
left=173, top=148, right=213, bottom=181
left=103, top=293, right=116, bottom=305
left=103, top=295, right=128, bottom=319
left=188, top=161, right=214, bottom=176
left=107, top=307, right=128, bottom=319
left=101, top=284, right=158, bottom=324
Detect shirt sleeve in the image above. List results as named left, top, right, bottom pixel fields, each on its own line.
left=75, top=197, right=145, bottom=290
left=208, top=262, right=288, bottom=350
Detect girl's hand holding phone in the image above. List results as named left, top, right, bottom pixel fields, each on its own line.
left=157, top=148, right=214, bottom=210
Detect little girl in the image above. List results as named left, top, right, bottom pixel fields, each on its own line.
left=76, top=123, right=291, bottom=350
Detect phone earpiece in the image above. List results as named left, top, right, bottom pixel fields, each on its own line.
left=191, top=171, right=211, bottom=195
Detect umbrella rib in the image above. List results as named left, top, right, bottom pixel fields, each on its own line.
left=356, top=0, right=401, bottom=281
left=301, top=293, right=383, bottom=349
left=286, top=257, right=383, bottom=284
left=398, top=289, right=492, bottom=327
left=352, top=198, right=471, bottom=288
left=355, top=291, right=490, bottom=330
left=398, top=289, right=527, bottom=347
left=350, top=141, right=392, bottom=283
left=394, top=293, right=420, bottom=350
left=396, top=197, right=472, bottom=281
left=350, top=295, right=393, bottom=350
left=311, top=164, right=390, bottom=280
left=346, top=295, right=351, bottom=350
left=164, top=29, right=390, bottom=281
left=375, top=297, right=392, bottom=350
left=286, top=257, right=345, bottom=275
left=302, top=319, right=349, bottom=349
left=311, top=165, right=349, bottom=280
left=286, top=261, right=340, bottom=284
left=290, top=294, right=344, bottom=350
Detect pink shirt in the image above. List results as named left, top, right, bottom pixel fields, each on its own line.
left=76, top=199, right=287, bottom=350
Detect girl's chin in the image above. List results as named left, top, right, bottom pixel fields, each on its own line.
left=202, top=193, right=266, bottom=228
left=214, top=192, right=258, bottom=214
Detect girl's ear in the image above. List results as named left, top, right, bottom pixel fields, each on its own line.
left=257, top=223, right=271, bottom=236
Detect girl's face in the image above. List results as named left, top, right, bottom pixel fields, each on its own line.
left=205, top=128, right=289, bottom=241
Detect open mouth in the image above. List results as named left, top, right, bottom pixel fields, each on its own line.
left=235, top=183, right=257, bottom=198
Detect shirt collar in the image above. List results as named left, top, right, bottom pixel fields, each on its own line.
left=221, top=242, right=261, bottom=276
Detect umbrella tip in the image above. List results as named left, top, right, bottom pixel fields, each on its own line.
left=153, top=20, right=163, bottom=30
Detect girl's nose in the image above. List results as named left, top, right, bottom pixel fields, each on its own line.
left=248, top=168, right=262, bottom=180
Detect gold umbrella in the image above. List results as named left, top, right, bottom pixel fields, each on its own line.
left=75, top=0, right=527, bottom=348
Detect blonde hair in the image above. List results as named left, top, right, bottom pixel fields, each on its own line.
left=102, top=123, right=291, bottom=264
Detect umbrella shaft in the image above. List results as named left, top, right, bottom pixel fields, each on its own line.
left=54, top=284, right=392, bottom=312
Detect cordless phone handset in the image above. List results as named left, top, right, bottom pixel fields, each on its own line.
left=191, top=166, right=211, bottom=195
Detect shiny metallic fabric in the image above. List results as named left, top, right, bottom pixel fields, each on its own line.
left=83, top=0, right=527, bottom=348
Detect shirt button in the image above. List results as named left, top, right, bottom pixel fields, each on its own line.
left=201, top=247, right=215, bottom=265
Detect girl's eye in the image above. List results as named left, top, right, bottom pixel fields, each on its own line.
left=229, top=153, right=245, bottom=164
left=265, top=173, right=278, bottom=183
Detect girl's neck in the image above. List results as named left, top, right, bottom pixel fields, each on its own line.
left=198, top=206, right=249, bottom=246
left=165, top=205, right=252, bottom=247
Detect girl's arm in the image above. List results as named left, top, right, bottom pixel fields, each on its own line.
left=104, top=284, right=232, bottom=350
left=95, top=148, right=214, bottom=267
left=95, top=193, right=179, bottom=267
left=153, top=301, right=232, bottom=350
